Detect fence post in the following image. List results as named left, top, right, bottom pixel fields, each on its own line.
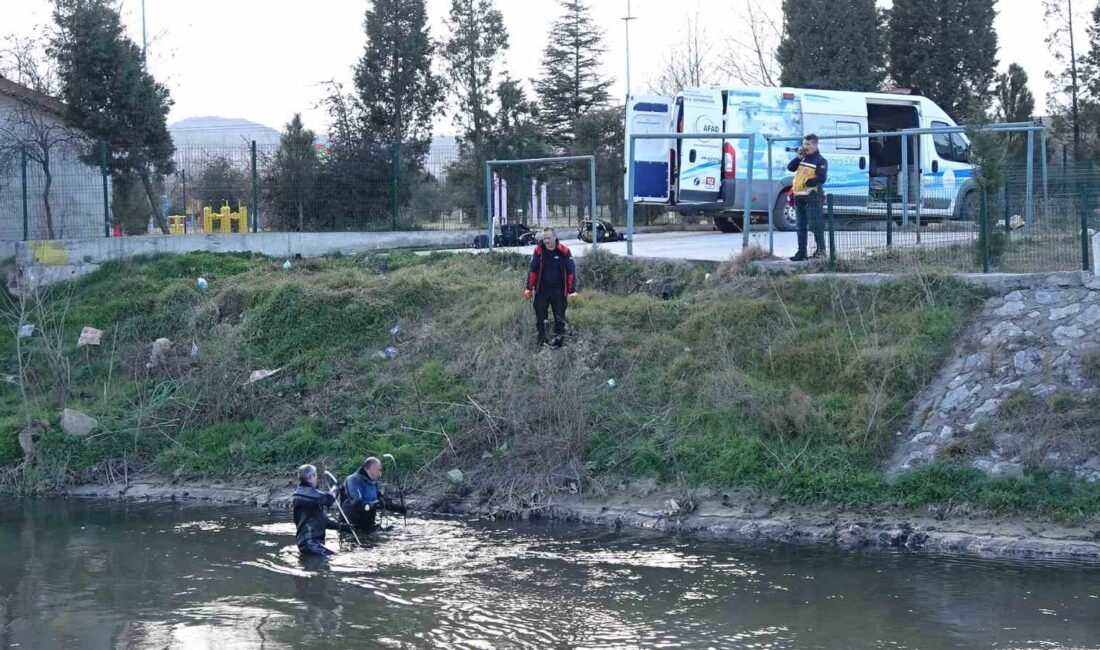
left=391, top=141, right=400, bottom=231
left=181, top=169, right=188, bottom=232
left=485, top=162, right=493, bottom=250
left=589, top=156, right=598, bottom=256
left=100, top=139, right=110, bottom=238
left=980, top=190, right=990, bottom=274
left=20, top=147, right=29, bottom=241
left=250, top=140, right=258, bottom=233
left=826, top=193, right=836, bottom=270
left=1062, top=146, right=1068, bottom=195
left=1003, top=183, right=1010, bottom=234
left=885, top=192, right=892, bottom=248
left=1082, top=187, right=1091, bottom=272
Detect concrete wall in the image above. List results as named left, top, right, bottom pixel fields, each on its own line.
left=12, top=230, right=480, bottom=289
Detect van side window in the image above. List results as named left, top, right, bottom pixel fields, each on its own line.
left=931, top=120, right=969, bottom=163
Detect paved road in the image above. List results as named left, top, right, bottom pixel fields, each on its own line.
left=442, top=228, right=976, bottom=263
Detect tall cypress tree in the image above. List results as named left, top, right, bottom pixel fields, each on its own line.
left=442, top=0, right=508, bottom=216
left=776, top=0, right=883, bottom=92
left=354, top=0, right=439, bottom=161
left=994, top=64, right=1036, bottom=161
left=51, top=0, right=175, bottom=233
left=351, top=0, right=439, bottom=224
left=887, top=0, right=999, bottom=120
left=266, top=114, right=319, bottom=232
left=534, top=0, right=612, bottom=149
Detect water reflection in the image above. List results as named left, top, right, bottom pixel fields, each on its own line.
left=0, top=500, right=1097, bottom=649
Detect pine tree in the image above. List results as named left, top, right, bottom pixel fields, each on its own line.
left=995, top=64, right=1036, bottom=123
left=266, top=114, right=319, bottom=232
left=776, top=0, right=883, bottom=92
left=887, top=0, right=998, bottom=121
left=350, top=0, right=439, bottom=224
left=442, top=0, right=508, bottom=216
left=354, top=0, right=438, bottom=160
left=534, top=0, right=612, bottom=149
left=50, top=0, right=175, bottom=233
left=993, top=64, right=1036, bottom=163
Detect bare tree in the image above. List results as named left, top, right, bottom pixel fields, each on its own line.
left=1045, top=0, right=1084, bottom=159
left=649, top=11, right=719, bottom=96
left=0, top=34, right=56, bottom=92
left=0, top=34, right=85, bottom=239
left=720, top=0, right=781, bottom=87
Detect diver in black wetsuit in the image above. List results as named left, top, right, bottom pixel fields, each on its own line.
left=292, top=464, right=346, bottom=556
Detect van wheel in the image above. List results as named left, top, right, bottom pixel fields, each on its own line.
left=773, top=189, right=798, bottom=232
left=712, top=214, right=743, bottom=233
left=955, top=190, right=979, bottom=221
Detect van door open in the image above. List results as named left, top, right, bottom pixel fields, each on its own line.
left=624, top=95, right=675, bottom=204
left=675, top=88, right=724, bottom=204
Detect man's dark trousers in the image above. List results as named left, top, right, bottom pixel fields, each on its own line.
left=795, top=192, right=825, bottom=256
left=534, top=291, right=567, bottom=346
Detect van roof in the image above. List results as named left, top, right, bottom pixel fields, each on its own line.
left=708, top=85, right=930, bottom=103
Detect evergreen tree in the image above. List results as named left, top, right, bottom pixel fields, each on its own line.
left=776, top=0, right=883, bottom=92
left=1074, top=3, right=1100, bottom=160
left=574, top=107, right=625, bottom=221
left=534, top=0, right=612, bottom=149
left=354, top=0, right=438, bottom=154
left=887, top=0, right=999, bottom=120
left=993, top=64, right=1035, bottom=161
left=995, top=64, right=1036, bottom=123
left=50, top=0, right=175, bottom=233
left=490, top=79, right=547, bottom=161
left=442, top=0, right=508, bottom=216
left=444, top=78, right=547, bottom=221
left=196, top=156, right=247, bottom=213
left=266, top=114, right=319, bottom=232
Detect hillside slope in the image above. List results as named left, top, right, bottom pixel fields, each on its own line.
left=3, top=251, right=1099, bottom=523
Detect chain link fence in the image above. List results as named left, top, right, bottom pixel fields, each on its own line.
left=823, top=166, right=1099, bottom=273
left=4, top=135, right=1100, bottom=278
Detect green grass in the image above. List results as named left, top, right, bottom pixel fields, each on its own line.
left=4, top=250, right=1100, bottom=523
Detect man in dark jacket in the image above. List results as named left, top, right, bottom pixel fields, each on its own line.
left=340, top=457, right=405, bottom=532
left=292, top=464, right=343, bottom=556
left=525, top=228, right=578, bottom=348
left=786, top=134, right=828, bottom=261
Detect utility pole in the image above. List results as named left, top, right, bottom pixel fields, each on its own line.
left=622, top=0, right=636, bottom=99
left=141, top=0, right=147, bottom=68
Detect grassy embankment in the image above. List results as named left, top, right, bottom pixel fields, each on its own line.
left=2, top=250, right=1099, bottom=523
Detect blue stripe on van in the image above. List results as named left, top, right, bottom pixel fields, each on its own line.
left=634, top=102, right=670, bottom=113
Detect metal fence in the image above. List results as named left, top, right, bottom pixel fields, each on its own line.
left=1, top=138, right=650, bottom=241
left=5, top=134, right=1100, bottom=277
left=821, top=167, right=1099, bottom=274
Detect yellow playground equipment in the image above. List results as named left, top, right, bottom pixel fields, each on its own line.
left=168, top=215, right=187, bottom=235
left=202, top=202, right=249, bottom=234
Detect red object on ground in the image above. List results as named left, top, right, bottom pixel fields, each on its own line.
left=112, top=224, right=122, bottom=237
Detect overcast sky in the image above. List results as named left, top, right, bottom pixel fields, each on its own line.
left=6, top=0, right=1060, bottom=135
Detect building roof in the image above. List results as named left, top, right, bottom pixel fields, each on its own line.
left=0, top=73, right=66, bottom=116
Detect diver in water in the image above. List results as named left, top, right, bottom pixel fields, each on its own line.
left=340, top=457, right=406, bottom=533
left=293, top=464, right=347, bottom=556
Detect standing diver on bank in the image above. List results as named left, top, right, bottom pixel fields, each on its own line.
left=340, top=457, right=406, bottom=533
left=293, top=463, right=353, bottom=556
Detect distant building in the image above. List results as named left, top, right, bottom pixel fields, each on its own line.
left=0, top=73, right=107, bottom=244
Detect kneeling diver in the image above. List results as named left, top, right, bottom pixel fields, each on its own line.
left=293, top=463, right=350, bottom=556
left=340, top=456, right=406, bottom=533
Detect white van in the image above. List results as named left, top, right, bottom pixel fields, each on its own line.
left=624, top=86, right=976, bottom=232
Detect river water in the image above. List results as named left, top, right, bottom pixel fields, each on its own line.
left=0, top=499, right=1097, bottom=649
